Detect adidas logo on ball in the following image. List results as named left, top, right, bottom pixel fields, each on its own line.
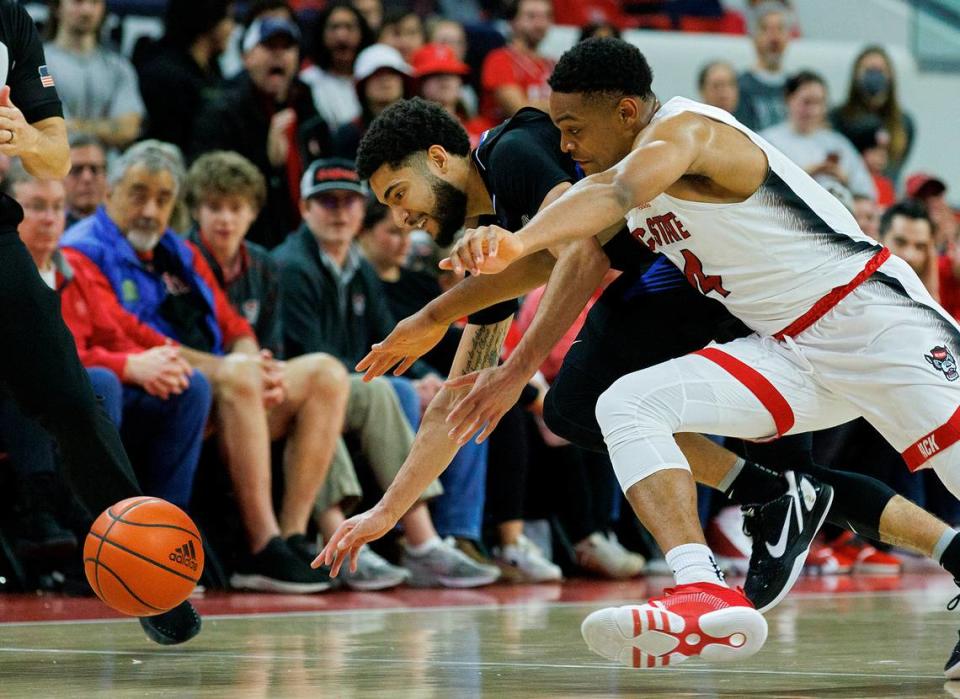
left=169, top=540, right=199, bottom=571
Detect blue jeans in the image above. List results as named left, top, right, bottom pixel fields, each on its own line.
left=119, top=372, right=213, bottom=509
left=388, top=376, right=488, bottom=540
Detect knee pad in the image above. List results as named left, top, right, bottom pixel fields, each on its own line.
left=595, top=374, right=690, bottom=493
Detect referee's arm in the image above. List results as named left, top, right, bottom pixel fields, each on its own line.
left=0, top=2, right=70, bottom=178
left=0, top=95, right=69, bottom=179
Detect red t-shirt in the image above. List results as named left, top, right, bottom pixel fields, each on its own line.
left=480, top=46, right=555, bottom=124
left=939, top=254, right=960, bottom=321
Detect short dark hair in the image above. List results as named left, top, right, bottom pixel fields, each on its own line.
left=548, top=38, right=653, bottom=99
left=879, top=198, right=933, bottom=238
left=356, top=98, right=471, bottom=180
left=784, top=70, right=825, bottom=98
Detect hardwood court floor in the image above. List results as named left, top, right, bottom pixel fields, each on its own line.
left=1, top=571, right=959, bottom=698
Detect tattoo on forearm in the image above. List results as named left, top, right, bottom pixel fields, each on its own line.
left=464, top=322, right=510, bottom=372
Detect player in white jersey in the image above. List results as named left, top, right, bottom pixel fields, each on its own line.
left=443, top=38, right=960, bottom=670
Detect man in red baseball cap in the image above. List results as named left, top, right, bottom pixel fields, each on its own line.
left=411, top=43, right=490, bottom=146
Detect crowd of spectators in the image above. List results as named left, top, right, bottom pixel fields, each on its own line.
left=0, top=0, right=957, bottom=595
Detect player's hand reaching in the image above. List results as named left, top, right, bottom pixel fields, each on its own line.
left=313, top=504, right=398, bottom=576
left=444, top=363, right=527, bottom=444
left=439, top=225, right=523, bottom=276
left=355, top=310, right=449, bottom=381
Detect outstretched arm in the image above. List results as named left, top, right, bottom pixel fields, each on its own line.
left=317, top=317, right=512, bottom=575
left=442, top=118, right=703, bottom=274
left=446, top=234, right=612, bottom=444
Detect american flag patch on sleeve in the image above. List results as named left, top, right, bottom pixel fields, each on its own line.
left=39, top=65, right=55, bottom=88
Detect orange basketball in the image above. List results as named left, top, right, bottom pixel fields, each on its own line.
left=83, top=496, right=204, bottom=617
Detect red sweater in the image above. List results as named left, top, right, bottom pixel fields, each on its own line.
left=61, top=245, right=256, bottom=380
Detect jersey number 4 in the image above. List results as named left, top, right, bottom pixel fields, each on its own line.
left=681, top=249, right=730, bottom=298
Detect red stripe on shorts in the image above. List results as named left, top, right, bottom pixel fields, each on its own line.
left=773, top=248, right=890, bottom=341
left=902, top=406, right=960, bottom=471
left=694, top=347, right=796, bottom=437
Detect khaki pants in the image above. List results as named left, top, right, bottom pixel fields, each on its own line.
left=315, top=375, right=443, bottom=515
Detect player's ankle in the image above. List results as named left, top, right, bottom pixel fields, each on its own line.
left=665, top=543, right=727, bottom=586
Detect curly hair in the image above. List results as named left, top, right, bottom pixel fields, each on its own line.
left=185, top=151, right=267, bottom=213
left=548, top=38, right=654, bottom=99
left=356, top=98, right=471, bottom=180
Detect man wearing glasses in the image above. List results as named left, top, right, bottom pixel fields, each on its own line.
left=64, top=134, right=107, bottom=227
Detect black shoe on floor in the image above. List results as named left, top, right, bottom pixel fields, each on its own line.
left=230, top=536, right=333, bottom=593
left=945, top=585, right=960, bottom=679
left=286, top=533, right=342, bottom=589
left=139, top=600, right=202, bottom=645
left=742, top=471, right=833, bottom=613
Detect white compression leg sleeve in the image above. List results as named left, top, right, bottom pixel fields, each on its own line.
left=595, top=355, right=778, bottom=494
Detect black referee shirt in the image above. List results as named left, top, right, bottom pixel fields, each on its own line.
left=0, top=0, right=63, bottom=229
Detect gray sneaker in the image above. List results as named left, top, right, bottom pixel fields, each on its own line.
left=402, top=537, right=501, bottom=588
left=340, top=546, right=411, bottom=591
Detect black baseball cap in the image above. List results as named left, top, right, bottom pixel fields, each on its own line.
left=300, top=158, right=367, bottom=200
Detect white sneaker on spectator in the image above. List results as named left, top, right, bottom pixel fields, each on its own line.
left=402, top=536, right=501, bottom=588
left=494, top=535, right=563, bottom=583
left=575, top=531, right=646, bottom=579
left=340, top=546, right=411, bottom=591
left=707, top=505, right=753, bottom=576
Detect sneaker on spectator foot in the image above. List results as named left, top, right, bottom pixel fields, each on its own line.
left=805, top=542, right=854, bottom=574
left=581, top=582, right=767, bottom=669
left=831, top=532, right=902, bottom=575
left=402, top=537, right=500, bottom=588
left=706, top=506, right=752, bottom=575
left=494, top=535, right=562, bottom=583
left=230, top=536, right=333, bottom=593
left=575, top=532, right=646, bottom=579
left=454, top=537, right=497, bottom=567
left=742, top=471, right=833, bottom=613
left=139, top=600, right=202, bottom=645
left=340, top=546, right=411, bottom=591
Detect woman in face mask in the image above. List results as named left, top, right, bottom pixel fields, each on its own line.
left=831, top=46, right=914, bottom=183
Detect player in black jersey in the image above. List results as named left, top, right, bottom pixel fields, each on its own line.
left=0, top=1, right=199, bottom=644
left=317, top=98, right=960, bottom=670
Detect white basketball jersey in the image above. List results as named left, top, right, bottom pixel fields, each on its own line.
left=625, top=97, right=882, bottom=337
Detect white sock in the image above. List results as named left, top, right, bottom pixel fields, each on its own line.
left=405, top=535, right=442, bottom=556
left=665, top=543, right=727, bottom=586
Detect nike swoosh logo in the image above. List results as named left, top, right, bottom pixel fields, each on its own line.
left=766, top=498, right=793, bottom=559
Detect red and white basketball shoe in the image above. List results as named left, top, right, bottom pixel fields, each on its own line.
left=580, top=582, right=767, bottom=669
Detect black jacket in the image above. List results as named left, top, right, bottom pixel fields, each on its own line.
left=272, top=225, right=430, bottom=376
left=190, top=73, right=328, bottom=249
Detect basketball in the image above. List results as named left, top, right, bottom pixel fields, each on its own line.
left=83, top=497, right=204, bottom=617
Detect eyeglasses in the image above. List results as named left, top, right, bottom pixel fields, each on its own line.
left=68, top=163, right=106, bottom=177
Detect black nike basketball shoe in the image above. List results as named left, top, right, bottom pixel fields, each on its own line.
left=742, top=471, right=834, bottom=613
left=945, top=585, right=960, bottom=680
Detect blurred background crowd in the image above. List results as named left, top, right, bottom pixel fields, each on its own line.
left=0, top=0, right=958, bottom=596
